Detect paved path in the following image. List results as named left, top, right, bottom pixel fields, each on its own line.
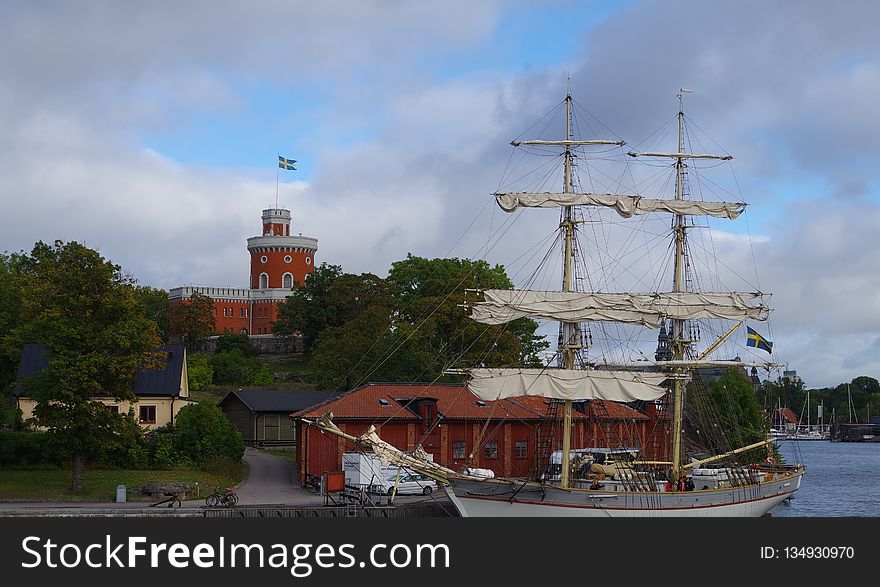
left=235, top=447, right=322, bottom=506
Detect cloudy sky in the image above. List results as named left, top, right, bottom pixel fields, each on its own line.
left=2, top=0, right=879, bottom=388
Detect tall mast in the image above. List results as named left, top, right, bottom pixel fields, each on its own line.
left=505, top=81, right=625, bottom=488
left=560, top=82, right=575, bottom=489
left=669, top=89, right=689, bottom=485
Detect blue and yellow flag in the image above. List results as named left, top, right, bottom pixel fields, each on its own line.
left=746, top=326, right=773, bottom=354
left=278, top=155, right=297, bottom=170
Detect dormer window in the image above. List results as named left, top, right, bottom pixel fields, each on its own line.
left=476, top=400, right=487, bottom=407
left=378, top=399, right=389, bottom=406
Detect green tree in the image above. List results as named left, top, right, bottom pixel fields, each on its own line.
left=210, top=350, right=273, bottom=386
left=172, top=402, right=244, bottom=465
left=9, top=241, right=161, bottom=492
left=696, top=368, right=765, bottom=456
left=0, top=252, right=31, bottom=392
left=273, top=263, right=342, bottom=355
left=186, top=353, right=214, bottom=392
left=133, top=285, right=170, bottom=342
left=387, top=254, right=547, bottom=371
left=169, top=291, right=216, bottom=353
left=215, top=332, right=258, bottom=357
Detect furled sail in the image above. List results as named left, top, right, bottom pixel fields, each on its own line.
left=469, top=290, right=769, bottom=326
left=467, top=368, right=668, bottom=402
left=494, top=192, right=746, bottom=220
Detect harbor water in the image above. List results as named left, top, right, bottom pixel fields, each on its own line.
left=770, top=440, right=880, bottom=517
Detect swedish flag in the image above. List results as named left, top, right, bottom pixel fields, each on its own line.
left=278, top=155, right=297, bottom=170
left=746, top=326, right=773, bottom=354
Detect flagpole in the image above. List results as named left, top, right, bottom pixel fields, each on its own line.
left=275, top=154, right=280, bottom=210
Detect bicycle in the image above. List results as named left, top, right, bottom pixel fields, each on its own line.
left=150, top=491, right=181, bottom=508
left=205, top=487, right=239, bottom=507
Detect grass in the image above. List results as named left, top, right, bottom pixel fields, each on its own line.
left=0, top=462, right=246, bottom=502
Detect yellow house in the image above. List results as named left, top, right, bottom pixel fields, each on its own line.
left=13, top=343, right=196, bottom=429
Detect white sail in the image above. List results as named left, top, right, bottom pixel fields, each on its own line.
left=470, top=290, right=768, bottom=326
left=494, top=192, right=745, bottom=219
left=466, top=368, right=668, bottom=402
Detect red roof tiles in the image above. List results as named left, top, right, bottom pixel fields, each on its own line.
left=292, top=382, right=651, bottom=422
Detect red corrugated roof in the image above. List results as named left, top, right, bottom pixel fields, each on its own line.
left=293, top=382, right=650, bottom=422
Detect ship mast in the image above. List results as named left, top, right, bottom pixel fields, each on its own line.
left=670, top=88, right=689, bottom=485
left=507, top=81, right=624, bottom=488
left=629, top=89, right=735, bottom=487
left=560, top=84, right=575, bottom=489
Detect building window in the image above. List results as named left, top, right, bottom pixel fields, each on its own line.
left=240, top=307, right=245, bottom=318
left=284, top=255, right=292, bottom=263
left=211, top=307, right=216, bottom=317
left=305, top=256, right=312, bottom=265
left=282, top=273, right=293, bottom=289
left=138, top=405, right=157, bottom=424
left=484, top=441, right=498, bottom=460
left=107, top=405, right=119, bottom=415
left=260, top=255, right=268, bottom=264
left=222, top=308, right=227, bottom=317
left=452, top=441, right=466, bottom=460
left=259, top=273, right=268, bottom=289
left=515, top=440, right=528, bottom=459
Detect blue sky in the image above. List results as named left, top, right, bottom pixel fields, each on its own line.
left=2, top=0, right=880, bottom=387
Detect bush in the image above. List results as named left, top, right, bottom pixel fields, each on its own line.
left=187, top=353, right=214, bottom=391
left=211, top=349, right=273, bottom=386
left=0, top=430, right=62, bottom=467
left=215, top=333, right=258, bottom=357
left=172, top=402, right=244, bottom=466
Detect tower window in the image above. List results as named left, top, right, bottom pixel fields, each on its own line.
left=305, top=256, right=312, bottom=265
left=283, top=273, right=293, bottom=289
left=259, top=273, right=268, bottom=289
left=260, top=255, right=268, bottom=264
left=284, top=255, right=292, bottom=263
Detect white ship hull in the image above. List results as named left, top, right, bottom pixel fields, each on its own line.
left=444, top=468, right=803, bottom=518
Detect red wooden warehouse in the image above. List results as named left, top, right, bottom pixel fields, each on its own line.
left=292, top=382, right=671, bottom=487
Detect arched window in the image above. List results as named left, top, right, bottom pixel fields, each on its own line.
left=282, top=272, right=293, bottom=289
left=259, top=273, right=269, bottom=289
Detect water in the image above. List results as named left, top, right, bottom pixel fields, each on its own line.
left=770, top=440, right=880, bottom=517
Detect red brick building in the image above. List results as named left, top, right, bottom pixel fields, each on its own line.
left=292, top=382, right=671, bottom=487
left=168, top=207, right=317, bottom=336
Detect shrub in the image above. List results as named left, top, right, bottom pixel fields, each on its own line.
left=0, top=430, right=62, bottom=467
left=172, top=402, right=244, bottom=465
left=187, top=353, right=214, bottom=391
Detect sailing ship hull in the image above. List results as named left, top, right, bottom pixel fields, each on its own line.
left=444, top=469, right=803, bottom=517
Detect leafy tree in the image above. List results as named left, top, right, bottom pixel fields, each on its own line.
left=0, top=252, right=31, bottom=392
left=691, top=368, right=765, bottom=457
left=186, top=353, right=214, bottom=392
left=387, top=254, right=547, bottom=371
left=9, top=240, right=161, bottom=492
left=210, top=349, right=273, bottom=386
left=133, top=285, right=170, bottom=342
left=215, top=332, right=258, bottom=357
left=168, top=291, right=216, bottom=353
left=172, top=402, right=244, bottom=465
left=273, top=263, right=343, bottom=355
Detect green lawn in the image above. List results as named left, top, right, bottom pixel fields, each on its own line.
left=0, top=464, right=245, bottom=502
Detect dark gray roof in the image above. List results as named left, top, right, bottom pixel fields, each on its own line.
left=13, top=343, right=186, bottom=398
left=12, top=343, right=50, bottom=397
left=219, top=389, right=339, bottom=414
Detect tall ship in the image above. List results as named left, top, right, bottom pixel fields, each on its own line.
left=312, top=85, right=804, bottom=516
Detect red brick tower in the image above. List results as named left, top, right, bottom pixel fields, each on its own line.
left=246, top=208, right=318, bottom=334
left=169, top=206, right=318, bottom=338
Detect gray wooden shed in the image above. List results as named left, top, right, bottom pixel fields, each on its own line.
left=218, top=389, right=337, bottom=446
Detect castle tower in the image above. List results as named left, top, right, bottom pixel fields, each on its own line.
left=169, top=206, right=318, bottom=339
left=247, top=208, right=317, bottom=291
left=246, top=208, right=318, bottom=334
